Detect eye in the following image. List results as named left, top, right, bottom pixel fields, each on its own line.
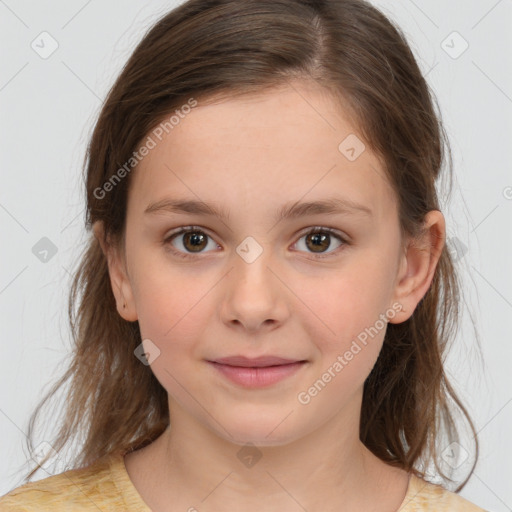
left=163, top=226, right=218, bottom=260
left=163, top=225, right=349, bottom=260
left=292, top=227, right=348, bottom=259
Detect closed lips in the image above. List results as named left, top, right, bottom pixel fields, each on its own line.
left=210, top=356, right=307, bottom=367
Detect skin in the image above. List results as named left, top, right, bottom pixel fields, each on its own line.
left=94, top=79, right=445, bottom=512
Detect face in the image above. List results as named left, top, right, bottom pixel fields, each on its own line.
left=98, top=80, right=443, bottom=447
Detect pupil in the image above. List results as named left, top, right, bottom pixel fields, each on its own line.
left=309, top=233, right=328, bottom=253
left=187, top=232, right=205, bottom=251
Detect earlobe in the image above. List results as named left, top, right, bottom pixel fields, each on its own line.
left=92, top=221, right=138, bottom=322
left=388, top=210, right=445, bottom=324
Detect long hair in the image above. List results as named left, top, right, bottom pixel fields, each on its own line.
left=21, top=0, right=479, bottom=492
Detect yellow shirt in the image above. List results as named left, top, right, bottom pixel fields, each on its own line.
left=0, top=453, right=488, bottom=511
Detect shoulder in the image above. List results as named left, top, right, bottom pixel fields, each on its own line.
left=402, top=474, right=489, bottom=511
left=0, top=456, right=124, bottom=512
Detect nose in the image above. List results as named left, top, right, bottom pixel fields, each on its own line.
left=220, top=243, right=289, bottom=334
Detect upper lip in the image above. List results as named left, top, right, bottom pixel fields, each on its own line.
left=209, top=356, right=305, bottom=367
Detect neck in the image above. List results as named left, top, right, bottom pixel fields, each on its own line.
left=141, top=391, right=397, bottom=511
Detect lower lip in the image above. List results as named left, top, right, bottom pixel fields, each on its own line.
left=208, top=361, right=306, bottom=388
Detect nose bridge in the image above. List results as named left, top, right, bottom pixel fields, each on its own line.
left=231, top=234, right=275, bottom=289
left=236, top=234, right=267, bottom=266
left=221, top=234, right=287, bottom=326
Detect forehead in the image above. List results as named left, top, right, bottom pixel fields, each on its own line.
left=128, top=81, right=396, bottom=222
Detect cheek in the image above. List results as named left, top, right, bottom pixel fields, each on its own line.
left=296, top=262, right=393, bottom=370
left=131, top=257, right=211, bottom=356
left=297, top=281, right=390, bottom=408
left=132, top=268, right=210, bottom=403
left=130, top=243, right=204, bottom=329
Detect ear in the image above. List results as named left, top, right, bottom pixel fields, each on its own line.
left=388, top=210, right=445, bottom=324
left=92, top=220, right=138, bottom=322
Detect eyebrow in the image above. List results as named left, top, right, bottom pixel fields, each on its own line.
left=144, top=196, right=373, bottom=222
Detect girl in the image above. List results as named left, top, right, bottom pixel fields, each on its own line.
left=0, top=0, right=488, bottom=510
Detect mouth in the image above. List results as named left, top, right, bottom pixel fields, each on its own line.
left=206, top=356, right=308, bottom=388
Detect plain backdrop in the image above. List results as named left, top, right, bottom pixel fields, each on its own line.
left=1, top=0, right=511, bottom=510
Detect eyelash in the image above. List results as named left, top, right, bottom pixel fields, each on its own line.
left=163, top=225, right=349, bottom=261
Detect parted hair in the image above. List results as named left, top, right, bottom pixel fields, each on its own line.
left=22, top=0, right=478, bottom=491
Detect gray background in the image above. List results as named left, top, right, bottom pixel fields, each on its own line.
left=1, top=1, right=511, bottom=510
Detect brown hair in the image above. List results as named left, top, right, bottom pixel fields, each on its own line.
left=22, top=0, right=479, bottom=492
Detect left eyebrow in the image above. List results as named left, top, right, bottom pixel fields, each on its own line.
left=144, top=196, right=373, bottom=222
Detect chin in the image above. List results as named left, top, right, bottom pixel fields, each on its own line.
left=213, top=413, right=306, bottom=448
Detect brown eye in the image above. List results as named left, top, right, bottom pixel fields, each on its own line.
left=164, top=226, right=218, bottom=259
left=164, top=225, right=348, bottom=261
left=294, top=227, right=347, bottom=259
left=181, top=230, right=208, bottom=252
left=305, top=232, right=331, bottom=253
